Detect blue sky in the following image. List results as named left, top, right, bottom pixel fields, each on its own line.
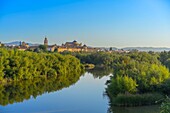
left=0, top=0, right=170, bottom=47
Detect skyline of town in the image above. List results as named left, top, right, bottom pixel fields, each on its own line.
left=2, top=36, right=170, bottom=48
left=2, top=37, right=170, bottom=53
left=1, top=37, right=103, bottom=52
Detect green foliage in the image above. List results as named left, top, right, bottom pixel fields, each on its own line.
left=107, top=76, right=137, bottom=95
left=160, top=79, right=170, bottom=94
left=71, top=51, right=160, bottom=68
left=160, top=96, right=170, bottom=113
left=38, top=45, right=47, bottom=52
left=104, top=51, right=170, bottom=107
left=108, top=105, right=160, bottom=113
left=160, top=51, right=170, bottom=69
left=72, top=52, right=116, bottom=66
left=106, top=52, right=170, bottom=93
left=0, top=48, right=83, bottom=81
left=112, top=93, right=163, bottom=107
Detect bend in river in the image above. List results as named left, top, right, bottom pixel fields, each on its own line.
left=0, top=70, right=160, bottom=113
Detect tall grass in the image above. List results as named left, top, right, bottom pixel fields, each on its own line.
left=111, top=93, right=164, bottom=107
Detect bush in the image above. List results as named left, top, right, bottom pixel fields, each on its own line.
left=160, top=96, right=170, bottom=113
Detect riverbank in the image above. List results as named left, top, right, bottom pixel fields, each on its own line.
left=109, top=105, right=160, bottom=113
left=0, top=48, right=84, bottom=83
left=107, top=93, right=163, bottom=107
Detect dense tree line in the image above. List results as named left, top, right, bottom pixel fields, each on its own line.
left=159, top=51, right=170, bottom=70
left=71, top=51, right=160, bottom=67
left=105, top=52, right=170, bottom=107
left=109, top=55, right=169, bottom=93
left=0, top=48, right=83, bottom=82
left=71, top=52, right=117, bottom=67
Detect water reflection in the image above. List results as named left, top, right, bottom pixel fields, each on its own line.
left=86, top=67, right=113, bottom=79
left=0, top=73, right=80, bottom=106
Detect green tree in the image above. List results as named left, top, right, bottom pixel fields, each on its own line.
left=38, top=45, right=47, bottom=52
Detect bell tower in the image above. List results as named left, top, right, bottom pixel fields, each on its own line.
left=44, top=36, right=48, bottom=46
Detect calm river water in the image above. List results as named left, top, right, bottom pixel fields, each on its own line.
left=0, top=71, right=160, bottom=113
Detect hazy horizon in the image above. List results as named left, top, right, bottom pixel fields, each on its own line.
left=0, top=0, right=170, bottom=48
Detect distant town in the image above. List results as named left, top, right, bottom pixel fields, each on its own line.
left=1, top=37, right=170, bottom=52
left=0, top=37, right=130, bottom=53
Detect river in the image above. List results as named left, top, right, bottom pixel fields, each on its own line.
left=0, top=70, right=160, bottom=113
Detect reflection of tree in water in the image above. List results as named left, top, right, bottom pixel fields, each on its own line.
left=0, top=73, right=81, bottom=106
left=86, top=67, right=113, bottom=79
left=107, top=105, right=160, bottom=113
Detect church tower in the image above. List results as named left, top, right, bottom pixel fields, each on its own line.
left=44, top=36, right=48, bottom=46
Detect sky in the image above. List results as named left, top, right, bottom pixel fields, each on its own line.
left=0, top=0, right=170, bottom=47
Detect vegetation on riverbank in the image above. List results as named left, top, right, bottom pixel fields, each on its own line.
left=109, top=93, right=163, bottom=107
left=69, top=51, right=170, bottom=108
left=105, top=51, right=170, bottom=107
left=160, top=96, right=170, bottom=113
left=1, top=47, right=170, bottom=110
left=0, top=48, right=84, bottom=82
left=108, top=105, right=160, bottom=113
